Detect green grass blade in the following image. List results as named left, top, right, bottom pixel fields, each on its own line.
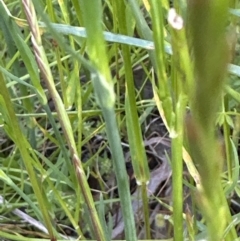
left=81, top=0, right=137, bottom=240
left=0, top=71, right=56, bottom=239
left=113, top=1, right=150, bottom=238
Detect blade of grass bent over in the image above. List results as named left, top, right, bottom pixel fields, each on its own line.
left=5, top=6, right=240, bottom=78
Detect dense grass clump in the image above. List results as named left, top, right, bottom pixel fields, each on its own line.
left=0, top=1, right=240, bottom=241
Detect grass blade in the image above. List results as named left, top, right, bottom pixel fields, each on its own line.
left=81, top=0, right=137, bottom=240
